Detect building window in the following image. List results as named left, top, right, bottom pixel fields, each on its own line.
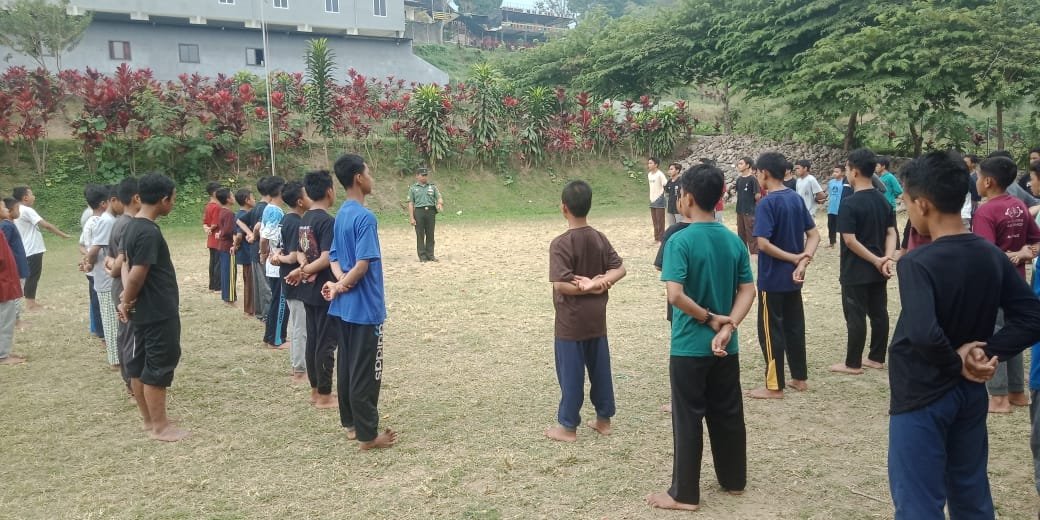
left=273, top=0, right=288, bottom=8
left=218, top=0, right=234, bottom=4
left=179, top=44, right=200, bottom=63
left=373, top=0, right=386, bottom=16
left=325, top=0, right=339, bottom=13
left=246, top=48, right=265, bottom=67
left=109, top=41, right=131, bottom=61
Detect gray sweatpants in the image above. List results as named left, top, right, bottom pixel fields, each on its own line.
left=252, top=261, right=271, bottom=319
left=0, top=299, right=17, bottom=359
left=987, top=310, right=1026, bottom=395
left=286, top=298, right=307, bottom=373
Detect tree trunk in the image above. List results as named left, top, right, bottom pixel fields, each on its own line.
left=909, top=120, right=922, bottom=157
left=722, top=83, right=732, bottom=134
left=843, top=111, right=858, bottom=152
left=996, top=100, right=1005, bottom=150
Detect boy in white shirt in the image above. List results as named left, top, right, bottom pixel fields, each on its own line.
left=12, top=186, right=70, bottom=310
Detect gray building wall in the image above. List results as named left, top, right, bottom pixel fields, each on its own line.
left=0, top=20, right=448, bottom=85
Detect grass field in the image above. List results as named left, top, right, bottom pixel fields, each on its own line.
left=1, top=208, right=1037, bottom=519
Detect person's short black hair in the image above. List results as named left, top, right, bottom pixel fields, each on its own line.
left=833, top=164, right=844, bottom=171
left=282, top=181, right=304, bottom=208
left=978, top=156, right=1018, bottom=189
left=699, top=157, right=716, bottom=167
left=206, top=181, right=221, bottom=196
left=668, top=162, right=683, bottom=174
left=756, top=152, right=787, bottom=180
left=795, top=159, right=811, bottom=169
left=877, top=156, right=891, bottom=168
left=739, top=156, right=755, bottom=168
left=138, top=173, right=176, bottom=205
left=2, top=198, right=16, bottom=211
left=899, top=151, right=970, bottom=214
left=84, top=184, right=109, bottom=209
left=116, top=176, right=138, bottom=205
left=304, top=170, right=333, bottom=201
left=215, top=188, right=231, bottom=206
left=648, top=157, right=660, bottom=166
left=561, top=180, right=592, bottom=218
left=681, top=163, right=725, bottom=213
left=333, top=154, right=367, bottom=189
left=234, top=188, right=252, bottom=206
left=12, top=186, right=29, bottom=201
left=846, top=148, right=878, bottom=177
left=987, top=149, right=1013, bottom=160
left=256, top=176, right=271, bottom=196
left=1030, top=147, right=1040, bottom=157
left=266, top=176, right=285, bottom=198
left=965, top=154, right=980, bottom=166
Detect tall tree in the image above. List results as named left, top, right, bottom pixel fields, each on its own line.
left=304, top=38, right=336, bottom=167
left=0, top=0, right=92, bottom=72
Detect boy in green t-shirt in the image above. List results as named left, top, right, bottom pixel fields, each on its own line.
left=647, top=163, right=757, bottom=512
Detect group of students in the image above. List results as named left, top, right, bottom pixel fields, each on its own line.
left=557, top=147, right=1040, bottom=517
left=198, top=155, right=396, bottom=449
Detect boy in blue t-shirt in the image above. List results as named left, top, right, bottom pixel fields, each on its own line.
left=646, top=164, right=756, bottom=512
left=749, top=152, right=820, bottom=399
left=825, top=165, right=845, bottom=247
left=321, top=153, right=397, bottom=451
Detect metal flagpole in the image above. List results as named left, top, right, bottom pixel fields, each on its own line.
left=260, top=0, right=276, bottom=176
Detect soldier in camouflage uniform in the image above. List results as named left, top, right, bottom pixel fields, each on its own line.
left=407, top=168, right=443, bottom=262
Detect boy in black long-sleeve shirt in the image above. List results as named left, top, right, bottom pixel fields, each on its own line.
left=887, top=151, right=1040, bottom=519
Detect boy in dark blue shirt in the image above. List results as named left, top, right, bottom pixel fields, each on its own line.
left=321, top=154, right=396, bottom=450
left=232, top=189, right=255, bottom=316
left=749, top=152, right=819, bottom=399
left=887, top=151, right=1040, bottom=518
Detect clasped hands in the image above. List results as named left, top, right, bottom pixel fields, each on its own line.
left=571, top=275, right=612, bottom=294
left=957, top=341, right=998, bottom=383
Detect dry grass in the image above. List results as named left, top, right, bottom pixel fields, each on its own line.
left=1, top=211, right=1037, bottom=519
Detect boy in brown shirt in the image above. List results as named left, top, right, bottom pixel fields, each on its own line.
left=545, top=180, right=627, bottom=442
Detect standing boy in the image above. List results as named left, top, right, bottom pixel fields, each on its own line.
left=13, top=186, right=70, bottom=310
left=648, top=158, right=668, bottom=242
left=202, top=181, right=222, bottom=293
left=407, top=168, right=444, bottom=262
left=664, top=163, right=683, bottom=227
left=829, top=149, right=896, bottom=375
left=87, top=185, right=120, bottom=368
left=238, top=177, right=272, bottom=321
left=79, top=185, right=106, bottom=342
left=1, top=198, right=30, bottom=321
left=272, top=181, right=307, bottom=381
left=646, top=164, right=756, bottom=512
left=544, top=180, right=627, bottom=442
left=794, top=160, right=824, bottom=217
left=973, top=155, right=1040, bottom=413
left=876, top=157, right=904, bottom=252
left=322, top=154, right=397, bottom=449
left=214, top=188, right=237, bottom=305
left=887, top=151, right=1040, bottom=518
left=289, top=170, right=339, bottom=409
left=232, top=188, right=255, bottom=316
left=749, top=152, right=820, bottom=399
left=0, top=230, right=24, bottom=365
left=117, top=173, right=187, bottom=442
left=732, top=157, right=760, bottom=254
left=825, top=165, right=846, bottom=248
left=260, top=177, right=288, bottom=348
left=106, top=177, right=139, bottom=391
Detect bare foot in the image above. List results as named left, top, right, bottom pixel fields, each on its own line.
left=1009, top=392, right=1030, bottom=407
left=290, top=372, right=307, bottom=384
left=109, top=364, right=121, bottom=372
left=989, top=396, right=1013, bottom=414
left=150, top=424, right=190, bottom=442
left=359, top=429, right=397, bottom=450
left=828, top=363, right=863, bottom=375
left=787, top=380, right=808, bottom=392
left=747, top=387, right=784, bottom=399
left=26, top=301, right=41, bottom=311
left=725, top=489, right=745, bottom=496
left=0, top=355, right=26, bottom=365
left=862, top=360, right=885, bottom=370
left=660, top=403, right=672, bottom=413
left=314, top=393, right=338, bottom=409
left=544, top=426, right=577, bottom=442
left=308, top=388, right=318, bottom=404
left=588, top=418, right=612, bottom=436
left=345, top=427, right=357, bottom=440
left=646, top=492, right=699, bottom=511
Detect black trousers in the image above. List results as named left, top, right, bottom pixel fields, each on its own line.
left=305, top=302, right=339, bottom=394
left=208, top=248, right=220, bottom=291
left=669, top=355, right=746, bottom=505
left=757, top=290, right=807, bottom=390
left=24, top=252, right=42, bottom=299
left=827, top=214, right=838, bottom=246
left=337, top=321, right=384, bottom=443
left=414, top=206, right=436, bottom=260
left=841, top=282, right=889, bottom=368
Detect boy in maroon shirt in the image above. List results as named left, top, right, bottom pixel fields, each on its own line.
left=0, top=232, right=24, bottom=365
left=202, top=181, right=222, bottom=293
left=974, top=156, right=1040, bottom=413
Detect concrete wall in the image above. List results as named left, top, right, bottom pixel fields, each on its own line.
left=66, top=0, right=405, bottom=35
left=0, top=20, right=448, bottom=85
